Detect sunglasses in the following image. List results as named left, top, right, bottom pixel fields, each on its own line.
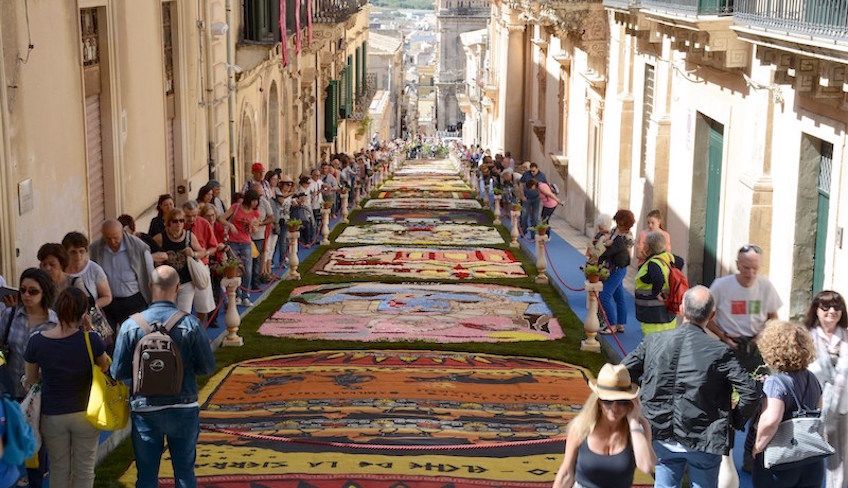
left=600, top=399, right=632, bottom=406
left=819, top=304, right=843, bottom=312
left=169, top=219, right=185, bottom=224
left=19, top=287, right=41, bottom=296
left=739, top=244, right=762, bottom=254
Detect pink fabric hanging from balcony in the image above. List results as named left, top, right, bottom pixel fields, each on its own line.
left=295, top=0, right=302, bottom=54
left=279, top=0, right=289, bottom=66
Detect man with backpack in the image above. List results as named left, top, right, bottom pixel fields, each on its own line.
left=111, top=265, right=216, bottom=487
left=634, top=231, right=688, bottom=335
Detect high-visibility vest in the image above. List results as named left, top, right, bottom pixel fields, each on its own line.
left=635, top=252, right=676, bottom=324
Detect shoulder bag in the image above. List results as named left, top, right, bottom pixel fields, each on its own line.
left=72, top=276, right=114, bottom=344
left=184, top=231, right=211, bottom=290
left=84, top=332, right=129, bottom=431
left=19, top=383, right=41, bottom=451
left=763, top=373, right=835, bottom=468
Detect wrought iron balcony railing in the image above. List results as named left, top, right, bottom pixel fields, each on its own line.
left=313, top=0, right=368, bottom=23
left=352, top=73, right=377, bottom=120
left=734, top=0, right=848, bottom=40
left=602, top=0, right=642, bottom=9
left=640, top=0, right=733, bottom=16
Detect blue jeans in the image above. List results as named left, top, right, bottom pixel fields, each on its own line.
left=653, top=441, right=721, bottom=488
left=131, top=407, right=200, bottom=488
left=521, top=199, right=541, bottom=236
left=599, top=266, right=628, bottom=325
left=251, top=238, right=264, bottom=285
left=228, top=242, right=252, bottom=299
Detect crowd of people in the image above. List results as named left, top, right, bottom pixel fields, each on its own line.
left=455, top=142, right=847, bottom=488
left=0, top=140, right=401, bottom=487
left=459, top=145, right=563, bottom=239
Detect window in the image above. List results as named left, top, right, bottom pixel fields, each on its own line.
left=244, top=0, right=280, bottom=43
left=80, top=8, right=100, bottom=67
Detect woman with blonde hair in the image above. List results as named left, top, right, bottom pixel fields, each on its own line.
left=553, top=364, right=655, bottom=488
left=752, top=320, right=824, bottom=487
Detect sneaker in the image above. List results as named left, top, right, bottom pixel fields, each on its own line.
left=241, top=297, right=254, bottom=307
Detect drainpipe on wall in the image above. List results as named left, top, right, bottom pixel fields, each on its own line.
left=0, top=17, right=17, bottom=281
left=202, top=0, right=217, bottom=180
left=226, top=0, right=237, bottom=195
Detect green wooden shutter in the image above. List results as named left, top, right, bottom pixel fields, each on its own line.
left=346, top=55, right=354, bottom=115
left=362, top=41, right=367, bottom=91
left=355, top=46, right=362, bottom=98
left=324, top=80, right=338, bottom=141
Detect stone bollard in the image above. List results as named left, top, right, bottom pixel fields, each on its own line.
left=510, top=210, right=520, bottom=248
left=493, top=194, right=502, bottom=224
left=581, top=282, right=604, bottom=352
left=284, top=230, right=301, bottom=280
left=470, top=171, right=478, bottom=193
left=534, top=233, right=549, bottom=284
left=354, top=186, right=362, bottom=207
left=341, top=191, right=350, bottom=223
left=221, top=276, right=244, bottom=347
left=320, top=207, right=331, bottom=245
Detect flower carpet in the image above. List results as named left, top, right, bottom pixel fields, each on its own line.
left=121, top=350, right=593, bottom=487
left=376, top=190, right=475, bottom=199
left=257, top=282, right=564, bottom=342
left=336, top=223, right=503, bottom=246
left=364, top=198, right=482, bottom=210
left=351, top=209, right=491, bottom=225
left=311, top=245, right=527, bottom=279
left=113, top=158, right=654, bottom=487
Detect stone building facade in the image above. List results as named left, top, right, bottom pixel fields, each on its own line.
left=0, top=0, right=368, bottom=281
left=482, top=0, right=848, bottom=317
left=367, top=30, right=405, bottom=140
left=435, top=0, right=490, bottom=134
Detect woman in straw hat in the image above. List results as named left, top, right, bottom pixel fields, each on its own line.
left=553, top=364, right=656, bottom=488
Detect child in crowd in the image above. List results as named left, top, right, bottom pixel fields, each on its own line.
left=586, top=214, right=612, bottom=264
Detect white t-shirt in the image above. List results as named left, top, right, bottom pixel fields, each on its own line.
left=710, top=274, right=782, bottom=337
left=69, top=260, right=109, bottom=300
left=308, top=179, right=323, bottom=210
left=251, top=197, right=273, bottom=240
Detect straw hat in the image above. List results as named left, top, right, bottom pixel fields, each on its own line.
left=588, top=364, right=639, bottom=401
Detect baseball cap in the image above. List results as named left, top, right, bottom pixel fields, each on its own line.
left=251, top=162, right=265, bottom=173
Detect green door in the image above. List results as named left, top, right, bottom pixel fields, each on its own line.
left=813, top=141, right=834, bottom=293
left=703, top=119, right=724, bottom=286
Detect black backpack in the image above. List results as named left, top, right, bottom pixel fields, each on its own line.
left=130, top=311, right=186, bottom=397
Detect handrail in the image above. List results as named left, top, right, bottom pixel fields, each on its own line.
left=734, top=0, right=848, bottom=40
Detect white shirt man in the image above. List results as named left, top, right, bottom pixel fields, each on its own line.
left=707, top=245, right=781, bottom=372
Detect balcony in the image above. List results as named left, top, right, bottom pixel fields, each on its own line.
left=640, top=0, right=733, bottom=17
left=313, top=0, right=368, bottom=24
left=352, top=73, right=378, bottom=121
left=603, top=0, right=641, bottom=9
left=734, top=0, right=848, bottom=41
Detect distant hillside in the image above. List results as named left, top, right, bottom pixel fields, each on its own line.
left=370, top=0, right=434, bottom=9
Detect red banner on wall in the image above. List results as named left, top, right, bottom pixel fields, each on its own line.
left=279, top=0, right=289, bottom=66
left=306, top=0, right=313, bottom=46
left=295, top=0, right=302, bottom=54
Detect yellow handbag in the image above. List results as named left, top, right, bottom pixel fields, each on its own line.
left=251, top=240, right=260, bottom=258
left=84, top=332, right=129, bottom=431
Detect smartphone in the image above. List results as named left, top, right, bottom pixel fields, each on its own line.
left=0, top=287, right=17, bottom=299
